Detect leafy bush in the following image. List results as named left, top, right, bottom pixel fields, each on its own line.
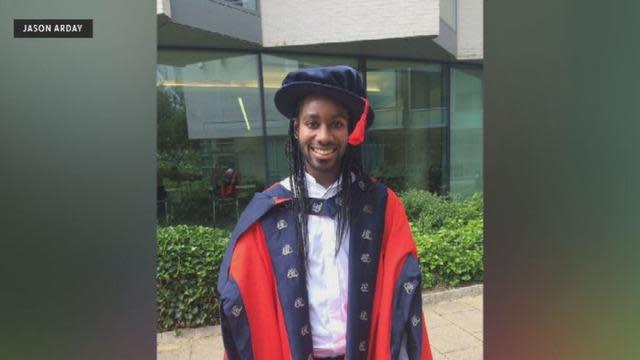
left=400, top=190, right=484, bottom=288
left=157, top=225, right=231, bottom=332
left=400, top=189, right=457, bottom=230
left=401, top=190, right=483, bottom=233
left=415, top=218, right=483, bottom=287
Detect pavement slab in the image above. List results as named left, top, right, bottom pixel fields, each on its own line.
left=191, top=338, right=224, bottom=359
left=460, top=295, right=483, bottom=311
left=432, top=349, right=448, bottom=360
left=443, top=309, right=483, bottom=333
left=471, top=330, right=483, bottom=342
left=430, top=300, right=477, bottom=315
left=427, top=324, right=482, bottom=354
left=425, top=308, right=450, bottom=329
left=445, top=346, right=483, bottom=360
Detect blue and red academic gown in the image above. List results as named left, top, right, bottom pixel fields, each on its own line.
left=217, top=178, right=433, bottom=360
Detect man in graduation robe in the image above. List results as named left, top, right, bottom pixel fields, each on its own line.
left=217, top=66, right=433, bottom=360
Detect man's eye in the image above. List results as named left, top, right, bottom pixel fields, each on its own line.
left=306, top=121, right=319, bottom=129
left=333, top=121, right=345, bottom=129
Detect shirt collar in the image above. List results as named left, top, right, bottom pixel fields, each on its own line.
left=280, top=172, right=349, bottom=199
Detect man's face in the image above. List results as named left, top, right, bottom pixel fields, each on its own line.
left=294, top=95, right=350, bottom=185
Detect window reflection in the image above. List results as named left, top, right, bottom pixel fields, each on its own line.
left=157, top=51, right=264, bottom=226
left=365, top=61, right=446, bottom=193
left=450, top=67, right=483, bottom=197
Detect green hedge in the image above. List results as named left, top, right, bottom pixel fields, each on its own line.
left=400, top=191, right=484, bottom=288
left=401, top=189, right=456, bottom=230
left=157, top=191, right=483, bottom=331
left=400, top=190, right=483, bottom=233
left=415, top=218, right=483, bottom=287
left=157, top=225, right=230, bottom=332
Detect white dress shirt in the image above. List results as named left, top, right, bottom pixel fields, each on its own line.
left=280, top=173, right=349, bottom=357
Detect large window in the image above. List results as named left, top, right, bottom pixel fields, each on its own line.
left=365, top=61, right=446, bottom=193
left=157, top=51, right=265, bottom=226
left=156, top=49, right=483, bottom=226
left=450, top=67, right=483, bottom=197
left=261, top=54, right=358, bottom=183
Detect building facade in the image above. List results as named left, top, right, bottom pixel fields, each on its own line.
left=157, top=0, right=483, bottom=225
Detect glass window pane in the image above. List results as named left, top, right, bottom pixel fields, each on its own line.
left=261, top=54, right=358, bottom=183
left=157, top=50, right=265, bottom=226
left=366, top=60, right=446, bottom=193
left=450, top=67, right=483, bottom=197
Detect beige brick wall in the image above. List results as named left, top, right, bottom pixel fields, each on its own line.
left=457, top=0, right=483, bottom=60
left=261, top=0, right=439, bottom=47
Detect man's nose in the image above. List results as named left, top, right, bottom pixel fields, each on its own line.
left=316, top=125, right=331, bottom=143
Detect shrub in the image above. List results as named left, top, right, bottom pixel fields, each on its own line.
left=400, top=190, right=484, bottom=288
left=415, top=218, right=483, bottom=287
left=157, top=225, right=231, bottom=332
left=401, top=190, right=483, bottom=234
left=401, top=189, right=458, bottom=232
left=400, top=188, right=444, bottom=221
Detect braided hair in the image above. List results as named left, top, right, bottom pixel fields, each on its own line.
left=285, top=96, right=370, bottom=264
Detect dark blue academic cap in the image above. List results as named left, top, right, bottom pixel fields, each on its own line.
left=274, top=65, right=374, bottom=145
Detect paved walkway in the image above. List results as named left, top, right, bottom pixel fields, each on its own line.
left=158, top=285, right=482, bottom=360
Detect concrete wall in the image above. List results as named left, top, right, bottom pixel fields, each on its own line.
left=434, top=18, right=457, bottom=57
left=456, top=0, right=483, bottom=60
left=157, top=0, right=171, bottom=16
left=261, top=0, right=439, bottom=47
left=166, top=0, right=262, bottom=44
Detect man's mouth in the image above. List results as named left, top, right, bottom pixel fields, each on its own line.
left=310, top=145, right=337, bottom=157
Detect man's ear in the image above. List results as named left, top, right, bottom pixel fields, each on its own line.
left=292, top=119, right=299, bottom=139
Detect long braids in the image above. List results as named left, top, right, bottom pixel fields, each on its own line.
left=286, top=119, right=311, bottom=261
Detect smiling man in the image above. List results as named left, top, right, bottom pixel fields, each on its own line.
left=217, top=66, right=433, bottom=360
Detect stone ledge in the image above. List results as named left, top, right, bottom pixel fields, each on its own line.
left=158, top=325, right=221, bottom=341
left=422, top=284, right=483, bottom=305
